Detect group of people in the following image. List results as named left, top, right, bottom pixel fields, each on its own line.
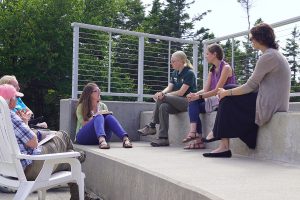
left=138, top=22, right=291, bottom=157
left=0, top=77, right=86, bottom=199
left=0, top=22, right=291, bottom=198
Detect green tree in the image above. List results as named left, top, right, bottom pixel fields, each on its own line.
left=0, top=0, right=84, bottom=129
left=283, top=27, right=300, bottom=90
left=141, top=0, right=212, bottom=93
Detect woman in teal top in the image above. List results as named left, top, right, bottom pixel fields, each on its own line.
left=76, top=83, right=132, bottom=149
left=138, top=51, right=197, bottom=147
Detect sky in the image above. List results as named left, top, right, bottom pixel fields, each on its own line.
left=141, top=0, right=300, bottom=37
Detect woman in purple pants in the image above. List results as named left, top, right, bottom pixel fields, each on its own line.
left=75, top=83, right=132, bottom=149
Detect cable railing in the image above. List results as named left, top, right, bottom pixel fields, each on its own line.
left=72, top=16, right=300, bottom=102
left=72, top=23, right=199, bottom=101
left=202, top=16, right=300, bottom=99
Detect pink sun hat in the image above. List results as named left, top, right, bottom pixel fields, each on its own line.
left=0, top=84, right=24, bottom=100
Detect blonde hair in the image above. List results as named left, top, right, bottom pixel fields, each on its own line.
left=0, top=75, right=17, bottom=85
left=171, top=51, right=193, bottom=69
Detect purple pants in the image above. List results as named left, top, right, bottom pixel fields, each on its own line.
left=76, top=114, right=127, bottom=145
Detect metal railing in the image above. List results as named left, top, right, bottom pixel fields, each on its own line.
left=202, top=16, right=300, bottom=97
left=72, top=16, right=300, bottom=101
left=71, top=22, right=199, bottom=101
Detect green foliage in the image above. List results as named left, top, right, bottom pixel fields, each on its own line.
left=283, top=26, right=300, bottom=91
left=0, top=0, right=84, bottom=129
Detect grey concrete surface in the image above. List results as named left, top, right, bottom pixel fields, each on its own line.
left=139, top=111, right=216, bottom=146
left=60, top=99, right=154, bottom=141
left=75, top=142, right=300, bottom=200
left=140, top=110, right=300, bottom=164
left=0, top=187, right=70, bottom=200
left=289, top=102, right=300, bottom=111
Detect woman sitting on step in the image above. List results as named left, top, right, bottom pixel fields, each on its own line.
left=75, top=82, right=132, bottom=149
left=202, top=23, right=291, bottom=158
left=183, top=44, right=236, bottom=149
left=137, top=50, right=197, bottom=147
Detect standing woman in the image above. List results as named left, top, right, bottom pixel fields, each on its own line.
left=138, top=51, right=197, bottom=147
left=76, top=83, right=132, bottom=149
left=203, top=23, right=291, bottom=157
left=183, top=44, right=236, bottom=149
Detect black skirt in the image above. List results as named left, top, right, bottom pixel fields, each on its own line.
left=213, top=90, right=258, bottom=149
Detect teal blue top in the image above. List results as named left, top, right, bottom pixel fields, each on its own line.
left=171, top=67, right=197, bottom=96
left=13, top=97, right=27, bottom=112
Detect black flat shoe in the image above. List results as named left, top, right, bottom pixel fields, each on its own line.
left=201, top=137, right=219, bottom=143
left=203, top=150, right=232, bottom=158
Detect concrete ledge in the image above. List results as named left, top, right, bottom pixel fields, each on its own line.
left=139, top=111, right=216, bottom=146
left=289, top=102, right=300, bottom=111
left=75, top=142, right=300, bottom=200
left=77, top=144, right=218, bottom=200
left=139, top=111, right=300, bottom=164
left=231, top=112, right=300, bottom=164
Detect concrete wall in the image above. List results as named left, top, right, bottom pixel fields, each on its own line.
left=230, top=112, right=300, bottom=164
left=139, top=111, right=216, bottom=146
left=139, top=111, right=300, bottom=164
left=60, top=99, right=300, bottom=164
left=60, top=99, right=154, bottom=141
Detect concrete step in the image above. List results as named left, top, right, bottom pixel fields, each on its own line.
left=75, top=142, right=300, bottom=200
left=0, top=187, right=71, bottom=200
left=139, top=111, right=300, bottom=165
left=139, top=111, right=216, bottom=146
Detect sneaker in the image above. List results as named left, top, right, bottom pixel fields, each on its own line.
left=137, top=125, right=156, bottom=136
left=150, top=138, right=169, bottom=147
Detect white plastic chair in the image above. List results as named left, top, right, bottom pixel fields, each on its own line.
left=0, top=96, right=85, bottom=200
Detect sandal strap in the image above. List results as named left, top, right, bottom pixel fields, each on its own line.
left=123, top=138, right=132, bottom=148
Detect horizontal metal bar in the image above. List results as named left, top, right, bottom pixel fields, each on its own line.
left=72, top=22, right=199, bottom=45
left=203, top=16, right=300, bottom=44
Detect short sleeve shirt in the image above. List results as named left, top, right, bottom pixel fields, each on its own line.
left=76, top=102, right=109, bottom=135
left=11, top=111, right=41, bottom=169
left=170, top=67, right=197, bottom=96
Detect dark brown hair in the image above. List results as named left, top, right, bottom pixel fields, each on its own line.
left=77, top=82, right=98, bottom=121
left=207, top=43, right=224, bottom=61
left=207, top=43, right=224, bottom=72
left=250, top=23, right=278, bottom=49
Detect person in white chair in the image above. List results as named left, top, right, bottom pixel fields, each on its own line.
left=0, top=84, right=85, bottom=200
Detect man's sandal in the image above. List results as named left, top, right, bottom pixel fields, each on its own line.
left=182, top=132, right=199, bottom=143
left=123, top=137, right=133, bottom=148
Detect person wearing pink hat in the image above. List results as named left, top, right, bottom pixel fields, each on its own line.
left=0, top=84, right=85, bottom=200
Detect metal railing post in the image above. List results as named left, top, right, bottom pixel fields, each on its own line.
left=137, top=36, right=144, bottom=102
left=168, top=41, right=171, bottom=83
left=231, top=38, right=235, bottom=69
left=192, top=44, right=198, bottom=85
left=108, top=32, right=112, bottom=93
left=71, top=25, right=79, bottom=99
left=202, top=43, right=208, bottom=88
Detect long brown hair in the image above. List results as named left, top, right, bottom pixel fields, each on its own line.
left=207, top=43, right=224, bottom=72
left=77, top=82, right=98, bottom=121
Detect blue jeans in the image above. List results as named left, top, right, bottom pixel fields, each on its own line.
left=76, top=114, right=127, bottom=145
left=188, top=99, right=206, bottom=134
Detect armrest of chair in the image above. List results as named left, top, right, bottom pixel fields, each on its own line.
left=16, top=152, right=80, bottom=160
